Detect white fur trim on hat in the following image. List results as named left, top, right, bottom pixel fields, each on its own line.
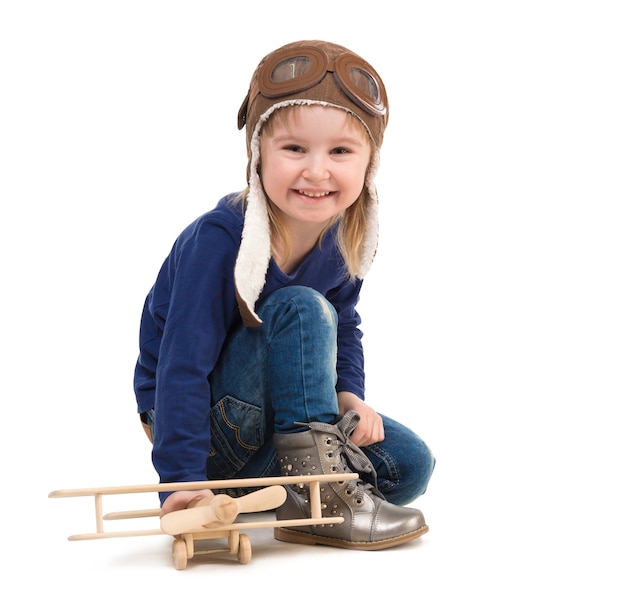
left=233, top=120, right=269, bottom=326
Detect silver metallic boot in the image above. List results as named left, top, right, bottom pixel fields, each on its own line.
left=273, top=411, right=428, bottom=550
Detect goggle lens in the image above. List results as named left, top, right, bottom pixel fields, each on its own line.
left=348, top=67, right=379, bottom=104
left=334, top=53, right=386, bottom=115
left=271, top=56, right=313, bottom=83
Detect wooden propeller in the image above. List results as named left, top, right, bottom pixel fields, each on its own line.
left=160, top=485, right=287, bottom=535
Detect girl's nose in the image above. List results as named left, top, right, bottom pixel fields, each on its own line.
left=302, top=154, right=330, bottom=181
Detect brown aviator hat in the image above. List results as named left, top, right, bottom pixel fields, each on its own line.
left=234, top=40, right=389, bottom=326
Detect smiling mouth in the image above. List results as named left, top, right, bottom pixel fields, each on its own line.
left=296, top=189, right=331, bottom=198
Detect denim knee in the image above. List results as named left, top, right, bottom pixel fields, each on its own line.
left=362, top=415, right=436, bottom=505
left=395, top=438, right=436, bottom=504
left=258, top=286, right=338, bottom=328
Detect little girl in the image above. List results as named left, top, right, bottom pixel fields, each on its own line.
left=134, top=40, right=435, bottom=550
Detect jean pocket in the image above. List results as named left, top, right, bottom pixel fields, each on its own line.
left=208, top=396, right=264, bottom=479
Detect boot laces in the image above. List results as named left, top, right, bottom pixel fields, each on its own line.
left=302, top=411, right=383, bottom=502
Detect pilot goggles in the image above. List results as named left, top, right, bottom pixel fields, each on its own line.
left=238, top=44, right=388, bottom=129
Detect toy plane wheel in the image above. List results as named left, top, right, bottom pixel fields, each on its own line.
left=172, top=538, right=188, bottom=570
left=238, top=534, right=252, bottom=564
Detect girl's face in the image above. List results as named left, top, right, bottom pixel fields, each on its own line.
left=260, top=105, right=371, bottom=235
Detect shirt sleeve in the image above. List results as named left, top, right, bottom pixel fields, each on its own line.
left=326, top=277, right=366, bottom=399
left=147, top=219, right=240, bottom=488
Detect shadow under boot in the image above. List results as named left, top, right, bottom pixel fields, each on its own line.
left=273, top=411, right=428, bottom=550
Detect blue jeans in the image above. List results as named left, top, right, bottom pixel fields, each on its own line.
left=147, top=286, right=435, bottom=505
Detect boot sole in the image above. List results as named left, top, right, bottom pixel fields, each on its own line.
left=274, top=524, right=429, bottom=551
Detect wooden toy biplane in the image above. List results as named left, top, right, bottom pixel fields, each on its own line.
left=49, top=473, right=358, bottom=570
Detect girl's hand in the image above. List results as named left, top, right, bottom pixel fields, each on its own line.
left=337, top=391, right=384, bottom=446
left=160, top=489, right=216, bottom=517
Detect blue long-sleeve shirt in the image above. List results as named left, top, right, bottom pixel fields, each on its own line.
left=134, top=192, right=365, bottom=486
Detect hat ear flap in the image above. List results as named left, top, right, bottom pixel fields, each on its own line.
left=357, top=150, right=380, bottom=278
left=234, top=128, right=271, bottom=326
left=233, top=181, right=271, bottom=326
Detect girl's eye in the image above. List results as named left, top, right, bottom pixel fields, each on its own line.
left=284, top=145, right=303, bottom=152
left=332, top=147, right=350, bottom=155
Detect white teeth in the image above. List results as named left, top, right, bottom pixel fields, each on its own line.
left=297, top=190, right=330, bottom=198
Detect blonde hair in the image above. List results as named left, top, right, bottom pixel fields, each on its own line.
left=252, top=105, right=373, bottom=278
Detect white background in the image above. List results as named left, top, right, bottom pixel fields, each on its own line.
left=2, top=1, right=624, bottom=605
